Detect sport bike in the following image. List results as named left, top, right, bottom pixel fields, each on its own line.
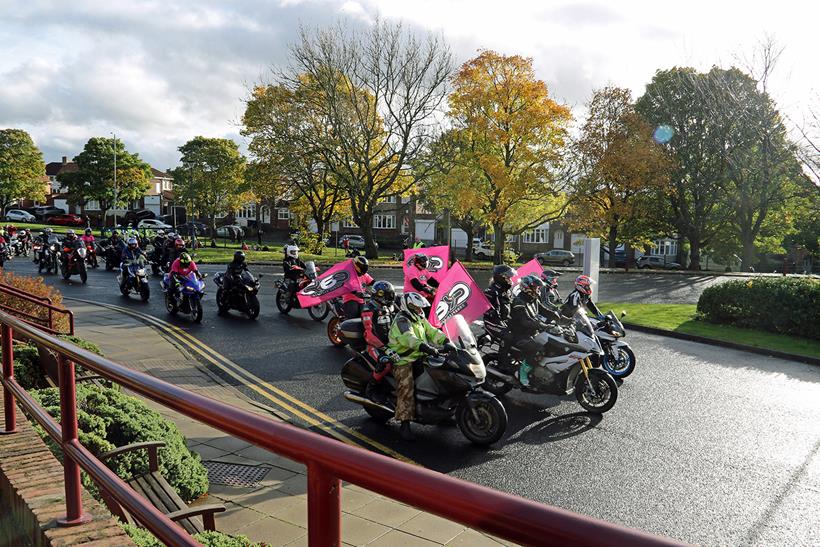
left=118, top=260, right=151, bottom=302
left=214, top=271, right=261, bottom=319
left=274, top=261, right=330, bottom=321
left=590, top=311, right=635, bottom=379
left=162, top=271, right=206, bottom=323
left=58, top=242, right=88, bottom=283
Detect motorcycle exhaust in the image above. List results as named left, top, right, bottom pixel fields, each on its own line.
left=486, top=367, right=516, bottom=384
left=343, top=391, right=394, bottom=415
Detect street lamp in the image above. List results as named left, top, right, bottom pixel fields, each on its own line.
left=111, top=132, right=118, bottom=228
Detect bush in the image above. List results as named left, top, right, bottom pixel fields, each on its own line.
left=0, top=270, right=71, bottom=333
left=697, top=277, right=820, bottom=339
left=296, top=227, right=325, bottom=255
left=13, top=343, right=48, bottom=390
left=122, top=524, right=261, bottom=547
left=30, top=383, right=208, bottom=503
left=58, top=334, right=103, bottom=355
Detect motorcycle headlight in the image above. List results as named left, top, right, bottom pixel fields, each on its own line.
left=469, top=362, right=486, bottom=380
left=137, top=268, right=146, bottom=276
left=77, top=247, right=87, bottom=257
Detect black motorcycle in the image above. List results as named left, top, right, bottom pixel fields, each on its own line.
left=340, top=315, right=508, bottom=446
left=214, top=271, right=261, bottom=319
left=0, top=242, right=10, bottom=267
left=37, top=238, right=61, bottom=275
left=100, top=240, right=122, bottom=271
left=118, top=260, right=151, bottom=302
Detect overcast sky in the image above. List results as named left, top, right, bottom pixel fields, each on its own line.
left=1, top=0, right=817, bottom=170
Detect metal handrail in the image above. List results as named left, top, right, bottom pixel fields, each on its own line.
left=0, top=309, right=684, bottom=547
left=0, top=281, right=73, bottom=334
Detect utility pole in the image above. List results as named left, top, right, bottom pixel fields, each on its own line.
left=111, top=133, right=118, bottom=229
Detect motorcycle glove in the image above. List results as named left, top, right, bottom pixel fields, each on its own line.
left=418, top=343, right=439, bottom=356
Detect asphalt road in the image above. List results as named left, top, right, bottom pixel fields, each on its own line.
left=8, top=258, right=819, bottom=546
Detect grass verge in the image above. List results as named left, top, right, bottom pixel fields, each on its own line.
left=598, top=301, right=820, bottom=359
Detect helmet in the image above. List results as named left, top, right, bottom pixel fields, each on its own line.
left=233, top=250, right=246, bottom=264
left=178, top=252, right=192, bottom=266
left=399, top=292, right=429, bottom=318
left=413, top=253, right=428, bottom=269
left=111, top=230, right=120, bottom=238
left=84, top=228, right=92, bottom=236
left=156, top=230, right=165, bottom=236
left=127, top=223, right=133, bottom=228
left=541, top=269, right=561, bottom=289
left=353, top=256, right=369, bottom=275
left=65, top=229, right=76, bottom=240
left=371, top=281, right=395, bottom=306
left=174, top=238, right=184, bottom=249
left=575, top=274, right=593, bottom=296
left=519, top=274, right=545, bottom=299
left=127, top=237, right=138, bottom=249
left=492, top=264, right=516, bottom=289
left=286, top=245, right=299, bottom=258
left=43, top=228, right=52, bottom=234
left=166, top=232, right=176, bottom=240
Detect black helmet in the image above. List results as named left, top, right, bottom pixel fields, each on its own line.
left=111, top=230, right=120, bottom=238
left=371, top=281, right=395, bottom=306
left=84, top=228, right=92, bottom=236
left=413, top=253, right=428, bottom=269
left=353, top=255, right=369, bottom=275
left=233, top=250, right=246, bottom=264
left=492, top=264, right=516, bottom=289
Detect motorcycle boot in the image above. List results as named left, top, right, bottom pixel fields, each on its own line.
left=518, top=360, right=534, bottom=387
left=400, top=420, right=415, bottom=441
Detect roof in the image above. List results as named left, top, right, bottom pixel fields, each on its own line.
left=151, top=167, right=172, bottom=178
left=45, top=161, right=78, bottom=176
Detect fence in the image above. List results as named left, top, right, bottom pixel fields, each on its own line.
left=0, top=309, right=683, bottom=546
left=0, top=281, right=73, bottom=334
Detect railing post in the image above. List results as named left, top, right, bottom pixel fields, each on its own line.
left=1, top=324, right=16, bottom=434
left=307, top=462, right=341, bottom=547
left=57, top=354, right=92, bottom=526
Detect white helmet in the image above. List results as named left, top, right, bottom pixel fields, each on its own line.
left=286, top=245, right=299, bottom=258
left=399, top=292, right=430, bottom=318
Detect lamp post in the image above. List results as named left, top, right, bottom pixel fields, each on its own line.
left=111, top=133, right=118, bottom=229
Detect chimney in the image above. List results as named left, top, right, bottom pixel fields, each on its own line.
left=62, top=156, right=68, bottom=164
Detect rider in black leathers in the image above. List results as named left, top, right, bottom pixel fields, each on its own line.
left=483, top=264, right=515, bottom=328
left=223, top=250, right=250, bottom=293
left=560, top=274, right=602, bottom=319
left=283, top=245, right=306, bottom=290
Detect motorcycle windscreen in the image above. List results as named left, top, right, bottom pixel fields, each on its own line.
left=303, top=261, right=317, bottom=278
left=442, top=314, right=476, bottom=349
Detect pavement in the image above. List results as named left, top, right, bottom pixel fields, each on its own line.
left=72, top=300, right=512, bottom=547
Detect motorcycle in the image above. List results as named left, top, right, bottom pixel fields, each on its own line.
left=36, top=238, right=61, bottom=274
left=100, top=240, right=122, bottom=271
left=326, top=297, right=347, bottom=347
left=274, top=261, right=330, bottom=321
left=117, top=260, right=151, bottom=302
left=590, top=311, right=635, bottom=379
left=214, top=271, right=261, bottom=319
left=9, top=236, right=26, bottom=258
left=480, top=307, right=618, bottom=414
left=161, top=271, right=206, bottom=323
left=145, top=244, right=164, bottom=276
left=58, top=242, right=88, bottom=284
left=341, top=314, right=508, bottom=446
left=84, top=242, right=99, bottom=268
left=0, top=242, right=10, bottom=267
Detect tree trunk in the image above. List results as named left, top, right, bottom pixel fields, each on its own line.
left=256, top=201, right=263, bottom=245
left=741, top=237, right=756, bottom=272
left=210, top=213, right=217, bottom=244
left=688, top=238, right=702, bottom=271
left=676, top=235, right=686, bottom=267
left=465, top=225, right=475, bottom=262
left=607, top=225, right=618, bottom=269
left=493, top=224, right=505, bottom=264
left=359, top=211, right=379, bottom=259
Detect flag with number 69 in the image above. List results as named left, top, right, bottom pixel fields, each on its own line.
left=428, top=261, right=491, bottom=328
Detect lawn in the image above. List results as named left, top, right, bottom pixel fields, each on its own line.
left=597, top=301, right=820, bottom=359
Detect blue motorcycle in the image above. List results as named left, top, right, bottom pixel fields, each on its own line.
left=161, top=271, right=206, bottom=323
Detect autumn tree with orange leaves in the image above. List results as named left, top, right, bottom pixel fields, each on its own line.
left=447, top=50, right=572, bottom=262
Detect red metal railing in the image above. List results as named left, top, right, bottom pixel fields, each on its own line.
left=0, top=310, right=684, bottom=547
left=0, top=281, right=73, bottom=334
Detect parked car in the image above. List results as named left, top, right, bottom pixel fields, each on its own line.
left=47, top=214, right=85, bottom=226
left=472, top=241, right=494, bottom=260
left=338, top=234, right=378, bottom=250
left=124, top=209, right=156, bottom=224
left=31, top=206, right=66, bottom=221
left=138, top=219, right=173, bottom=230
left=636, top=255, right=682, bottom=270
left=216, top=225, right=245, bottom=239
left=176, top=221, right=208, bottom=236
left=536, top=249, right=576, bottom=266
left=5, top=209, right=36, bottom=222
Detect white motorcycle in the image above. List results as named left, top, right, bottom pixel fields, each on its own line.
left=590, top=311, right=636, bottom=379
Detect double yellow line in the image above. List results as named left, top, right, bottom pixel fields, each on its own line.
left=66, top=297, right=415, bottom=464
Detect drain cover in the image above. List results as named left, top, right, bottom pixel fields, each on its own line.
left=203, top=461, right=269, bottom=488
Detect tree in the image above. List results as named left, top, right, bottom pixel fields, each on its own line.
left=172, top=137, right=246, bottom=237
left=447, top=50, right=572, bottom=262
left=0, top=129, right=46, bottom=211
left=570, top=87, right=672, bottom=267
left=58, top=137, right=151, bottom=224
left=244, top=160, right=287, bottom=244
left=276, top=20, right=453, bottom=258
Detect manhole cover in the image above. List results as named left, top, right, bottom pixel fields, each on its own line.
left=203, top=461, right=269, bottom=488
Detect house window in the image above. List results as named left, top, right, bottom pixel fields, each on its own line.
left=238, top=204, right=255, bottom=218
left=343, top=219, right=358, bottom=228
left=373, top=214, right=395, bottom=230
left=278, top=208, right=290, bottom=220
left=155, top=182, right=161, bottom=193
left=85, top=200, right=100, bottom=211
left=379, top=195, right=397, bottom=204
left=522, top=227, right=548, bottom=244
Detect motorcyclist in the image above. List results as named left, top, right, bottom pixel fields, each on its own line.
left=387, top=292, right=448, bottom=441
left=540, top=269, right=562, bottom=310
left=120, top=237, right=146, bottom=290
left=61, top=229, right=81, bottom=253
left=35, top=228, right=51, bottom=263
left=223, top=250, right=250, bottom=294
left=342, top=256, right=374, bottom=319
left=80, top=228, right=95, bottom=247
left=162, top=232, right=177, bottom=267
left=283, top=245, right=306, bottom=290
left=483, top=264, right=516, bottom=329
left=361, top=281, right=397, bottom=380
left=169, top=252, right=201, bottom=293
left=561, top=274, right=601, bottom=319
left=152, top=230, right=166, bottom=251
left=407, top=253, right=439, bottom=301
left=505, top=275, right=561, bottom=387
left=170, top=238, right=187, bottom=264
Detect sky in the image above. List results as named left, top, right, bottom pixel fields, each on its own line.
left=1, top=0, right=818, bottom=170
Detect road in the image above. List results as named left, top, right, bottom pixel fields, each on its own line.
left=8, top=259, right=819, bottom=546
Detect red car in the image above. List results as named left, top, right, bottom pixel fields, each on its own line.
left=47, top=214, right=85, bottom=226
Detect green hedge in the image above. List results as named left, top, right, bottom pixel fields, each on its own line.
left=122, top=524, right=261, bottom=547
left=13, top=344, right=48, bottom=390
left=31, top=383, right=208, bottom=503
left=697, top=277, right=820, bottom=340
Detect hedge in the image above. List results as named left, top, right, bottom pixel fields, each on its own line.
left=697, top=277, right=820, bottom=340
left=122, top=524, right=261, bottom=547
left=31, top=383, right=209, bottom=503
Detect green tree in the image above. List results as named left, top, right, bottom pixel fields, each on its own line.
left=0, top=129, right=46, bottom=211
left=58, top=137, right=151, bottom=223
left=172, top=137, right=247, bottom=237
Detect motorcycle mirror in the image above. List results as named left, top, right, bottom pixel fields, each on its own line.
left=621, top=311, right=627, bottom=318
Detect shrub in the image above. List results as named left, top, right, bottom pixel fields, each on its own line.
left=12, top=343, right=48, bottom=390
left=697, top=277, right=820, bottom=339
left=30, top=383, right=208, bottom=503
left=122, top=524, right=261, bottom=547
left=0, top=270, right=71, bottom=333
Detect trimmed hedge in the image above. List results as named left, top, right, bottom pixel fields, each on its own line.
left=697, top=277, right=820, bottom=340
left=31, top=383, right=209, bottom=503
left=12, top=343, right=48, bottom=390
left=122, top=524, right=261, bottom=547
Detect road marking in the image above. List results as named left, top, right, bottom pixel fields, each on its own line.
left=66, top=297, right=415, bottom=464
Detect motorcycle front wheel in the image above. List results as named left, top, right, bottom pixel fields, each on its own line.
left=308, top=302, right=330, bottom=321
left=275, top=288, right=293, bottom=314
left=246, top=294, right=260, bottom=320
left=139, top=283, right=150, bottom=302
left=456, top=393, right=507, bottom=446
left=327, top=316, right=347, bottom=347
left=216, top=288, right=228, bottom=315
left=602, top=346, right=636, bottom=379
left=574, top=369, right=618, bottom=414
left=190, top=299, right=203, bottom=323
left=79, top=265, right=87, bottom=284
left=478, top=353, right=513, bottom=395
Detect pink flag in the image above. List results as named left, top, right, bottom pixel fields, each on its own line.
left=297, top=259, right=362, bottom=307
left=403, top=246, right=450, bottom=293
left=428, top=261, right=491, bottom=328
left=512, top=258, right=543, bottom=284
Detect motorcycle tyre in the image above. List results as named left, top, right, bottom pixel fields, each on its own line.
left=602, top=346, right=636, bottom=379
left=119, top=283, right=129, bottom=296
left=275, top=288, right=292, bottom=314
left=478, top=353, right=513, bottom=395
left=308, top=302, right=330, bottom=322
left=165, top=294, right=178, bottom=315
left=246, top=294, right=260, bottom=320
left=327, top=317, right=347, bottom=347
left=216, top=288, right=228, bottom=315
left=574, top=369, right=618, bottom=414
left=190, top=299, right=203, bottom=323
left=139, top=283, right=150, bottom=302
left=456, top=393, right=507, bottom=446
left=79, top=265, right=87, bottom=284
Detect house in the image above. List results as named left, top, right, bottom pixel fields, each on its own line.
left=330, top=196, right=415, bottom=248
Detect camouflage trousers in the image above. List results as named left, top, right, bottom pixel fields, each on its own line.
left=393, top=364, right=415, bottom=421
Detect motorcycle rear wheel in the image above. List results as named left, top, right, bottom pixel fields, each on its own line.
left=327, top=317, right=347, bottom=347
left=275, top=288, right=292, bottom=314
left=574, top=369, right=618, bottom=414
left=478, top=353, right=513, bottom=395
left=457, top=393, right=507, bottom=446
left=165, top=294, right=178, bottom=315
left=308, top=302, right=330, bottom=321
